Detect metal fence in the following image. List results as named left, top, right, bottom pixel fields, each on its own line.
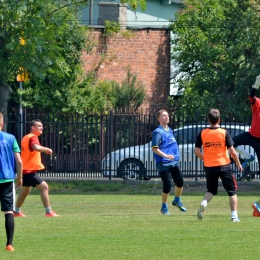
left=7, top=109, right=259, bottom=181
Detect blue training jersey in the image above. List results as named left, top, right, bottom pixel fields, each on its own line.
left=0, top=132, right=18, bottom=180
left=152, top=126, right=180, bottom=165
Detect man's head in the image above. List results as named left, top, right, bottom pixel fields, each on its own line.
left=207, top=109, right=220, bottom=125
left=30, top=119, right=43, bottom=136
left=156, top=109, right=169, bottom=126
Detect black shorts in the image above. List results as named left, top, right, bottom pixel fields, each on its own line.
left=206, top=169, right=237, bottom=196
left=0, top=181, right=15, bottom=211
left=22, top=173, right=44, bottom=187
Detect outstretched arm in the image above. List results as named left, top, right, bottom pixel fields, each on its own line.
left=32, top=144, right=53, bottom=154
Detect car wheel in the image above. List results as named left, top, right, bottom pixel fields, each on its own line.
left=117, top=159, right=147, bottom=180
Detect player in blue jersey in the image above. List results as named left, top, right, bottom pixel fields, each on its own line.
left=0, top=113, right=23, bottom=251
left=152, top=109, right=186, bottom=215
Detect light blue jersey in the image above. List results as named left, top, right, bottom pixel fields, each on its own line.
left=0, top=132, right=20, bottom=181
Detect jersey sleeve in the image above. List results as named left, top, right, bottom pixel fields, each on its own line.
left=12, top=138, right=21, bottom=153
left=29, top=136, right=40, bottom=152
left=195, top=132, right=202, bottom=148
left=152, top=132, right=161, bottom=148
left=225, top=130, right=234, bottom=148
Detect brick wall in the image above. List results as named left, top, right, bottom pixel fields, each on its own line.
left=82, top=28, right=171, bottom=112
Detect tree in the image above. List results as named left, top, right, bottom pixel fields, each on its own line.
left=169, top=0, right=260, bottom=120
left=112, top=67, right=146, bottom=112
left=0, top=0, right=146, bottom=128
left=63, top=68, right=146, bottom=114
left=0, top=1, right=91, bottom=123
left=63, top=73, right=117, bottom=113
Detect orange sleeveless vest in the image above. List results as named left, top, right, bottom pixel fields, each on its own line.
left=21, top=133, right=45, bottom=171
left=201, top=128, right=230, bottom=167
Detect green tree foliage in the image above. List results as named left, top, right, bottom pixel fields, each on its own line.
left=169, top=0, right=260, bottom=120
left=112, top=67, right=146, bottom=112
left=63, top=67, right=146, bottom=114
left=0, top=0, right=147, bottom=122
left=0, top=0, right=91, bottom=117
left=63, top=73, right=117, bottom=113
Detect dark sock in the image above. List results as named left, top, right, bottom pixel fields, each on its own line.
left=5, top=213, right=14, bottom=246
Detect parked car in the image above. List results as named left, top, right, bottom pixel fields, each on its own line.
left=102, top=124, right=258, bottom=180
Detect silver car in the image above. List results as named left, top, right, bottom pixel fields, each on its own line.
left=102, top=124, right=258, bottom=180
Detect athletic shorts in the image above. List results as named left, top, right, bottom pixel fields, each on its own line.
left=0, top=181, right=15, bottom=211
left=22, top=173, right=44, bottom=187
left=206, top=169, right=237, bottom=196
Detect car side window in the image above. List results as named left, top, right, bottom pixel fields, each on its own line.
left=174, top=129, right=182, bottom=144
left=225, top=128, right=243, bottom=137
left=175, top=127, right=203, bottom=144
left=191, top=127, right=204, bottom=143
left=173, top=126, right=245, bottom=145
left=188, top=129, right=194, bottom=143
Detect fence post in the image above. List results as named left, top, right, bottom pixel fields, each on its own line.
left=195, top=111, right=198, bottom=182
left=108, top=110, right=113, bottom=181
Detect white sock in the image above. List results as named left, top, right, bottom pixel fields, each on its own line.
left=15, top=207, right=21, bottom=213
left=235, top=146, right=251, bottom=159
left=45, top=207, right=52, bottom=214
left=231, top=211, right=238, bottom=219
left=201, top=200, right=207, bottom=207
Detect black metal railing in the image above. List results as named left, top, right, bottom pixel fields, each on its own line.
left=7, top=109, right=259, bottom=181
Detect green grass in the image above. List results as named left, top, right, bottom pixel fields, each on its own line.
left=1, top=180, right=259, bottom=260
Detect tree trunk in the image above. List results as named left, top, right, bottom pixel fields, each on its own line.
left=0, top=82, right=12, bottom=132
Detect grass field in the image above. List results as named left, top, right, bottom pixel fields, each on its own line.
left=1, top=180, right=259, bottom=260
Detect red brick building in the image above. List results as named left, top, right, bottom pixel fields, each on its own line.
left=82, top=28, right=171, bottom=112
left=80, top=0, right=182, bottom=112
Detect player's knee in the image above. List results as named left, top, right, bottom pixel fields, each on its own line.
left=175, top=179, right=184, bottom=187
left=38, top=181, right=48, bottom=191
left=208, top=189, right=217, bottom=196
left=163, top=183, right=172, bottom=194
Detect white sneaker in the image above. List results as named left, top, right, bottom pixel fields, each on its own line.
left=197, top=203, right=206, bottom=220
left=231, top=218, right=240, bottom=222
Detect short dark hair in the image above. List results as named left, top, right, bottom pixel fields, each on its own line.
left=30, top=119, right=42, bottom=127
left=156, top=109, right=168, bottom=119
left=207, top=109, right=220, bottom=124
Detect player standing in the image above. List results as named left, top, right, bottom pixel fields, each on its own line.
left=194, top=109, right=243, bottom=222
left=13, top=119, right=59, bottom=217
left=151, top=109, right=187, bottom=215
left=0, top=113, right=23, bottom=251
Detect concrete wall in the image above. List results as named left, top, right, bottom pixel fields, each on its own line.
left=79, top=0, right=180, bottom=27
left=127, top=1, right=180, bottom=28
